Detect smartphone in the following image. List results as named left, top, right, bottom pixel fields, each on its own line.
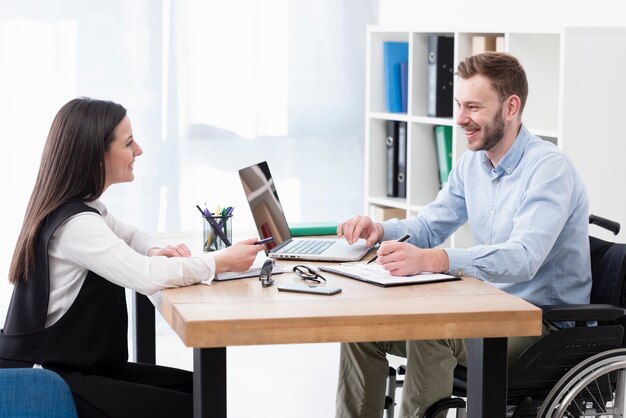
left=277, top=283, right=342, bottom=296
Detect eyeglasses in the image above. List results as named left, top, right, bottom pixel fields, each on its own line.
left=292, top=265, right=326, bottom=284
left=259, top=259, right=275, bottom=288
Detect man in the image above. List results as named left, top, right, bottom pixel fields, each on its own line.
left=335, top=52, right=591, bottom=418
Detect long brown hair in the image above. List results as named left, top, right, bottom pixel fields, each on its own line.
left=9, top=97, right=127, bottom=283
left=457, top=52, right=529, bottom=115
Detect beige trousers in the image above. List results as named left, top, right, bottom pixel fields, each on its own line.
left=335, top=321, right=551, bottom=418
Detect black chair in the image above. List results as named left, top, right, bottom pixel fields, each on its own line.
left=384, top=215, right=626, bottom=418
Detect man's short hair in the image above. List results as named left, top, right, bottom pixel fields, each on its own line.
left=457, top=52, right=528, bottom=114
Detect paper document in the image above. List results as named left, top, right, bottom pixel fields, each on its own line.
left=319, top=263, right=458, bottom=287
left=205, top=255, right=285, bottom=284
left=213, top=265, right=285, bottom=282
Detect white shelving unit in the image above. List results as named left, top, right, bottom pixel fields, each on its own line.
left=365, top=26, right=626, bottom=246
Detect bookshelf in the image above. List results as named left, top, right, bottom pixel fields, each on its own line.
left=365, top=26, right=626, bottom=246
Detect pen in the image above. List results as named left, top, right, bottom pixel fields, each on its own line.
left=254, top=236, right=274, bottom=245
left=367, top=234, right=411, bottom=264
left=196, top=204, right=232, bottom=246
left=217, top=206, right=234, bottom=228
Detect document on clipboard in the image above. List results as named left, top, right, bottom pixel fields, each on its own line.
left=319, top=263, right=459, bottom=287
left=214, top=265, right=284, bottom=282
left=207, top=255, right=285, bottom=284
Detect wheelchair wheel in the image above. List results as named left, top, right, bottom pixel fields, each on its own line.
left=538, top=348, right=626, bottom=417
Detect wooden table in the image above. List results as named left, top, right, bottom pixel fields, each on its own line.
left=134, top=262, right=541, bottom=418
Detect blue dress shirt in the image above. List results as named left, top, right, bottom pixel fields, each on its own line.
left=383, top=125, right=591, bottom=307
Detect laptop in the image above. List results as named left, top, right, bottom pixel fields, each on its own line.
left=239, top=161, right=371, bottom=262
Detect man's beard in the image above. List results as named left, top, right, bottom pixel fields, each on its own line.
left=476, top=105, right=505, bottom=151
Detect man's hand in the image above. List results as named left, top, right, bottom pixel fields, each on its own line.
left=374, top=242, right=449, bottom=276
left=337, top=215, right=384, bottom=247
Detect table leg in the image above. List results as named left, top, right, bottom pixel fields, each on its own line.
left=193, top=347, right=227, bottom=418
left=132, top=291, right=156, bottom=364
left=466, top=337, right=508, bottom=418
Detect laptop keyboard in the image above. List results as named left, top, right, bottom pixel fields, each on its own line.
left=278, top=239, right=335, bottom=255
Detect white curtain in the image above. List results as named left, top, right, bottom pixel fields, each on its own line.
left=168, top=0, right=377, bottom=233
left=0, top=0, right=378, bottom=322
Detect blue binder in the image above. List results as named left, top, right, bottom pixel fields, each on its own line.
left=383, top=42, right=409, bottom=113
left=400, top=61, right=408, bottom=113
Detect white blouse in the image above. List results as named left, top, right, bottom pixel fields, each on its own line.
left=45, top=200, right=216, bottom=327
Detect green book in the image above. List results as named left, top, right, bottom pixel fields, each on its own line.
left=434, top=125, right=453, bottom=188
left=289, top=222, right=338, bottom=237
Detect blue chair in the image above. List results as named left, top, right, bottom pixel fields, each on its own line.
left=0, top=368, right=78, bottom=418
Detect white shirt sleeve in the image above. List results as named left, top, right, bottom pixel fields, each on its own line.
left=88, top=199, right=157, bottom=255
left=52, top=211, right=217, bottom=294
left=46, top=202, right=217, bottom=327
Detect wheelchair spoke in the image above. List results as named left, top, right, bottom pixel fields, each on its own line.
left=565, top=396, right=584, bottom=416
left=582, top=383, right=603, bottom=413
left=538, top=350, right=626, bottom=418
left=592, top=377, right=608, bottom=412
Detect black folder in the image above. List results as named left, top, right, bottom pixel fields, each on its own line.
left=319, top=265, right=458, bottom=287
left=385, top=120, right=407, bottom=198
left=396, top=122, right=407, bottom=198
left=427, top=35, right=454, bottom=118
left=386, top=120, right=398, bottom=197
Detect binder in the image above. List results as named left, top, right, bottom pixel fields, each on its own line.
left=400, top=61, right=408, bottom=113
left=289, top=222, right=338, bottom=237
left=434, top=125, right=453, bottom=188
left=385, top=120, right=407, bottom=198
left=383, top=42, right=409, bottom=113
left=386, top=120, right=397, bottom=197
left=396, top=121, right=407, bottom=198
left=319, top=264, right=458, bottom=288
left=427, top=36, right=454, bottom=117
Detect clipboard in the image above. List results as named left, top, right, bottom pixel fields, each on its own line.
left=319, top=264, right=459, bottom=287
left=214, top=265, right=284, bottom=282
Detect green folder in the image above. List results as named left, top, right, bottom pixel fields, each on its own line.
left=289, top=222, right=338, bottom=237
left=434, top=125, right=453, bottom=188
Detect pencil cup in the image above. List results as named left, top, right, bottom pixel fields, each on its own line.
left=202, top=215, right=233, bottom=252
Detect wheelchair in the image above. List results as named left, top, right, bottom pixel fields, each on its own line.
left=384, top=214, right=626, bottom=418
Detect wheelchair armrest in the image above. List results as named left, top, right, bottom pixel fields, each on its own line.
left=541, top=304, right=626, bottom=322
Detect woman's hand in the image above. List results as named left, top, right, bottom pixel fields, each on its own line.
left=214, top=238, right=265, bottom=273
left=148, top=244, right=192, bottom=258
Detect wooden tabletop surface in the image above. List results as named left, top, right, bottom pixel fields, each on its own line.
left=153, top=259, right=542, bottom=348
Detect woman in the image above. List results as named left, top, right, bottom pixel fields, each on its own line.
left=0, top=97, right=263, bottom=417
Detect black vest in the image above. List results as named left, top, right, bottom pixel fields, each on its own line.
left=0, top=201, right=128, bottom=376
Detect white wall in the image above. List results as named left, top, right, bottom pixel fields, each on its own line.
left=378, top=0, right=626, bottom=29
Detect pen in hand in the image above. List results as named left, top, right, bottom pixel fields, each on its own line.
left=367, top=234, right=411, bottom=264
left=254, top=236, right=274, bottom=245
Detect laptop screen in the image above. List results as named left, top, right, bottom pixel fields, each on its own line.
left=239, top=161, right=292, bottom=251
